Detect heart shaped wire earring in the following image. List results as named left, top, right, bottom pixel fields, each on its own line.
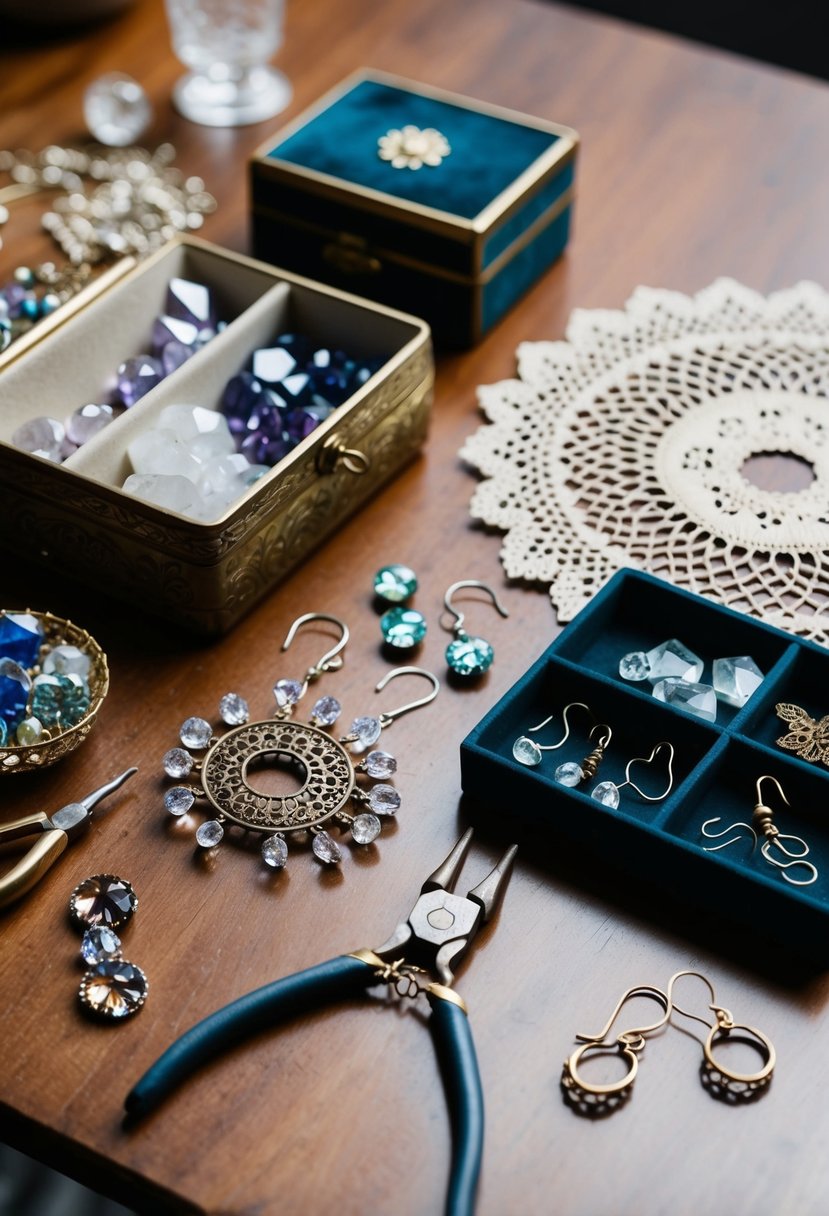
left=590, top=742, right=675, bottom=809
left=442, top=579, right=509, bottom=679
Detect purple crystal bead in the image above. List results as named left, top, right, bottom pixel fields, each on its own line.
left=245, top=396, right=287, bottom=440
left=152, top=314, right=199, bottom=355
left=116, top=355, right=163, bottom=407
left=252, top=346, right=296, bottom=385
left=160, top=340, right=195, bottom=375
left=241, top=430, right=292, bottom=466
left=222, top=372, right=264, bottom=434
left=285, top=408, right=321, bottom=443
left=165, top=277, right=216, bottom=331
left=66, top=403, right=114, bottom=445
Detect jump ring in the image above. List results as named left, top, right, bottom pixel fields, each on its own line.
left=564, top=1041, right=638, bottom=1096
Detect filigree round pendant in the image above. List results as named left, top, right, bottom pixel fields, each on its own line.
left=201, top=719, right=355, bottom=832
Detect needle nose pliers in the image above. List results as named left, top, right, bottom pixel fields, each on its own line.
left=125, top=828, right=517, bottom=1216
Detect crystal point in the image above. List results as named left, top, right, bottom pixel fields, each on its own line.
left=646, top=639, right=704, bottom=685
left=652, top=677, right=717, bottom=722
left=712, top=656, right=764, bottom=708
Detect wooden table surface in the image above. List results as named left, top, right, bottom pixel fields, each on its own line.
left=2, top=1, right=829, bottom=1213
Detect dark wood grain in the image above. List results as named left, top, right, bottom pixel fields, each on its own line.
left=2, top=2, right=829, bottom=1213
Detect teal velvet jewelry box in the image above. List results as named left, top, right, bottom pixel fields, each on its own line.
left=460, top=569, right=829, bottom=959
left=250, top=70, right=578, bottom=348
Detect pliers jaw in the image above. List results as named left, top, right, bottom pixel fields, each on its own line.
left=373, top=828, right=518, bottom=986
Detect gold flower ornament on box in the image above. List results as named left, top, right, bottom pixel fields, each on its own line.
left=377, top=125, right=451, bottom=170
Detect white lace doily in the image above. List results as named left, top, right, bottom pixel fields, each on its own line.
left=462, top=279, right=829, bottom=642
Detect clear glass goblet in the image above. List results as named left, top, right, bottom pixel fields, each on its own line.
left=164, top=0, right=292, bottom=127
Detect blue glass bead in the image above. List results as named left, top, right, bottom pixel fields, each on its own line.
left=380, top=607, right=427, bottom=650
left=0, top=670, right=29, bottom=731
left=374, top=564, right=418, bottom=604
left=31, top=673, right=91, bottom=728
left=0, top=615, right=43, bottom=667
left=20, top=296, right=39, bottom=321
left=446, top=635, right=494, bottom=679
left=222, top=372, right=263, bottom=434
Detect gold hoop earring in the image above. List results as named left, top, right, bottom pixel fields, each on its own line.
left=561, top=983, right=669, bottom=1117
left=667, top=970, right=775, bottom=1103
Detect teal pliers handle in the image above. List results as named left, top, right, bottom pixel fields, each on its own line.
left=125, top=953, right=483, bottom=1216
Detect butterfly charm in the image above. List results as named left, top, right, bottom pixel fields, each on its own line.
left=775, top=702, right=829, bottom=766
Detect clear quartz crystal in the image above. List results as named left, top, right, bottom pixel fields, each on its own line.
left=351, top=812, right=382, bottom=844
left=652, top=677, right=717, bottom=722
left=310, top=695, right=341, bottom=727
left=591, top=781, right=620, bottom=808
left=312, top=830, right=341, bottom=864
left=349, top=715, right=382, bottom=752
left=646, top=639, right=704, bottom=685
left=67, top=403, right=114, bottom=446
left=81, top=925, right=121, bottom=965
left=364, top=750, right=396, bottom=778
left=180, top=716, right=212, bottom=749
left=512, top=736, right=542, bottom=766
left=123, top=472, right=201, bottom=514
left=12, top=416, right=65, bottom=461
left=163, top=747, right=194, bottom=778
left=196, top=819, right=224, bottom=848
left=219, top=692, right=249, bottom=725
left=554, top=761, right=585, bottom=787
left=274, top=679, right=303, bottom=709
left=367, top=784, right=401, bottom=815
left=164, top=786, right=195, bottom=816
left=619, top=651, right=650, bottom=681
left=712, top=656, right=764, bottom=708
left=42, top=644, right=91, bottom=678
left=261, top=833, right=288, bottom=869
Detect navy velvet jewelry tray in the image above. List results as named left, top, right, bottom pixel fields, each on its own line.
left=460, top=569, right=829, bottom=957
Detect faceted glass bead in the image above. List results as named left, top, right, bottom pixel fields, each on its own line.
left=81, top=925, right=122, bottom=965
left=196, top=819, right=224, bottom=848
left=42, top=644, right=91, bottom=678
left=16, top=717, right=43, bottom=745
left=167, top=277, right=216, bottom=331
left=554, top=761, right=585, bottom=787
left=591, top=781, right=621, bottom=808
left=66, top=403, right=114, bottom=446
left=152, top=314, right=199, bottom=354
left=180, top=716, right=212, bottom=749
left=311, top=695, right=341, bottom=727
left=261, top=833, right=289, bottom=869
left=83, top=72, right=151, bottom=147
left=646, top=639, right=704, bottom=685
left=285, top=407, right=321, bottom=443
left=0, top=612, right=43, bottom=667
left=312, top=830, right=342, bottom=864
left=280, top=372, right=313, bottom=409
left=446, top=635, right=494, bottom=679
left=222, top=371, right=264, bottom=434
left=364, top=750, right=397, bottom=778
left=12, top=416, right=65, bottom=461
left=163, top=747, right=194, bottom=778
left=164, top=786, right=195, bottom=816
left=352, top=812, right=382, bottom=845
left=252, top=346, right=297, bottom=384
left=79, top=960, right=148, bottom=1020
left=116, top=355, right=163, bottom=407
left=241, top=430, right=291, bottom=467
left=618, top=651, right=650, bottom=681
left=161, top=339, right=195, bottom=375
left=373, top=564, right=418, bottom=604
left=219, top=692, right=249, bottom=725
left=712, top=656, right=764, bottom=708
left=652, top=677, right=717, bottom=722
left=380, top=607, right=427, bottom=650
left=70, top=875, right=137, bottom=928
left=368, top=784, right=401, bottom=816
left=512, top=736, right=542, bottom=766
left=349, top=716, right=382, bottom=752
left=274, top=679, right=303, bottom=709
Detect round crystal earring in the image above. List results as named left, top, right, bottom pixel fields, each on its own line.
left=512, top=701, right=592, bottom=767
left=554, top=723, right=612, bottom=788
left=380, top=606, right=427, bottom=651
left=373, top=564, right=418, bottom=605
left=591, top=742, right=675, bottom=809
left=442, top=579, right=509, bottom=679
left=70, top=876, right=148, bottom=1021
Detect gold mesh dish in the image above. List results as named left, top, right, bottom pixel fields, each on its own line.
left=0, top=609, right=109, bottom=774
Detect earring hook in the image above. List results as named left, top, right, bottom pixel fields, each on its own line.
left=667, top=970, right=732, bottom=1030
left=701, top=817, right=758, bottom=852
left=576, top=984, right=670, bottom=1049
left=281, top=613, right=350, bottom=682
left=526, top=702, right=593, bottom=751
left=615, top=742, right=674, bottom=802
left=755, top=775, right=789, bottom=809
left=443, top=580, right=509, bottom=636
left=374, top=666, right=440, bottom=724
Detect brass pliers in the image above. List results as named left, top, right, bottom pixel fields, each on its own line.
left=0, top=769, right=136, bottom=909
left=125, top=828, right=517, bottom=1216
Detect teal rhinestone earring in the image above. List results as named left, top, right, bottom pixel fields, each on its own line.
left=380, top=606, right=427, bottom=651
left=442, top=580, right=509, bottom=679
left=373, top=564, right=418, bottom=605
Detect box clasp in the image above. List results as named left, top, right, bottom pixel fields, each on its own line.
left=317, top=435, right=371, bottom=476
left=322, top=233, right=382, bottom=276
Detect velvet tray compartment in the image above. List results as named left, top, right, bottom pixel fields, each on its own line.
left=0, top=236, right=433, bottom=634
left=250, top=69, right=578, bottom=348
left=460, top=569, right=829, bottom=958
